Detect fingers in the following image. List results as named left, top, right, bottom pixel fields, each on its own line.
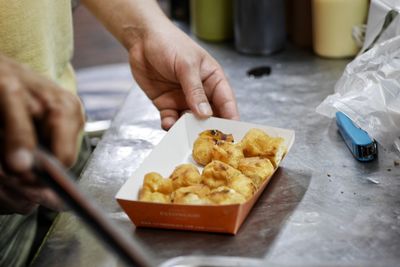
left=160, top=109, right=179, bottom=130
left=176, top=60, right=213, bottom=119
left=0, top=62, right=83, bottom=172
left=0, top=172, right=64, bottom=212
left=44, top=92, right=84, bottom=167
left=17, top=66, right=85, bottom=167
left=207, top=75, right=240, bottom=120
left=0, top=184, right=38, bottom=214
left=151, top=90, right=186, bottom=130
left=201, top=63, right=240, bottom=120
left=22, top=187, right=65, bottom=211
left=0, top=184, right=63, bottom=214
left=0, top=77, right=35, bottom=173
left=176, top=55, right=239, bottom=121
left=0, top=55, right=81, bottom=215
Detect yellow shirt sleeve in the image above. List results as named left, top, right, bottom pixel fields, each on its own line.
left=0, top=0, right=76, bottom=93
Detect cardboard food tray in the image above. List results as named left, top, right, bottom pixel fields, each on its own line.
left=116, top=114, right=295, bottom=234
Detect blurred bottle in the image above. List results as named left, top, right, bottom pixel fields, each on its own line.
left=170, top=0, right=190, bottom=22
left=190, top=0, right=233, bottom=42
left=291, top=0, right=313, bottom=48
left=234, top=0, right=286, bottom=55
left=285, top=0, right=293, bottom=40
left=312, top=0, right=369, bottom=58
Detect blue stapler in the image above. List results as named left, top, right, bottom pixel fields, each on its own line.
left=335, top=112, right=377, bottom=161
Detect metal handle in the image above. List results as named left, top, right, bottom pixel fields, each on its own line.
left=33, top=149, right=156, bottom=267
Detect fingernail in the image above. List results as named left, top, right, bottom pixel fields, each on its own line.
left=8, top=149, right=34, bottom=172
left=198, top=102, right=212, bottom=117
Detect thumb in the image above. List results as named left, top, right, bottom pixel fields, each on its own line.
left=177, top=62, right=213, bottom=118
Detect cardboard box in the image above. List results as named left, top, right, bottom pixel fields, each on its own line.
left=116, top=114, right=295, bottom=234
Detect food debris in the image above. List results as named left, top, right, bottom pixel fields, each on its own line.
left=394, top=160, right=400, bottom=166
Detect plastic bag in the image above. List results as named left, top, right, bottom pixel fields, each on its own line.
left=361, top=2, right=400, bottom=53
left=316, top=35, right=400, bottom=153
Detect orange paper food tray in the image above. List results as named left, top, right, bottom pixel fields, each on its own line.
left=116, top=114, right=295, bottom=234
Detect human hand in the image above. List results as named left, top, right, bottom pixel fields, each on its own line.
left=0, top=54, right=84, bottom=214
left=128, top=20, right=240, bottom=130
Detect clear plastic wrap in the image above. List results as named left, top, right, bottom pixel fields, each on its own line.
left=316, top=35, right=400, bottom=152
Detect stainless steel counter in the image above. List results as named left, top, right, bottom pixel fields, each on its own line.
left=32, top=41, right=400, bottom=267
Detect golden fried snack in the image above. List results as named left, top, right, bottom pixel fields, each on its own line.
left=171, top=185, right=211, bottom=204
left=201, top=160, right=242, bottom=188
left=139, top=128, right=285, bottom=205
left=201, top=160, right=256, bottom=199
left=241, top=128, right=286, bottom=167
left=228, top=175, right=257, bottom=200
left=192, top=129, right=234, bottom=166
left=207, top=186, right=246, bottom=204
left=170, top=164, right=202, bottom=189
left=139, top=191, right=170, bottom=203
left=211, top=141, right=244, bottom=169
left=238, top=157, right=274, bottom=188
left=142, top=172, right=173, bottom=195
left=192, top=137, right=215, bottom=166
left=199, top=129, right=234, bottom=142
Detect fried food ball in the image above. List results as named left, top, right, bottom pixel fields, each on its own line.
left=241, top=128, right=286, bottom=167
left=211, top=141, right=244, bottom=169
left=142, top=172, right=173, bottom=194
left=139, top=191, right=170, bottom=203
left=229, top=175, right=257, bottom=200
left=199, top=129, right=234, bottom=142
left=238, top=157, right=274, bottom=188
left=201, top=160, right=243, bottom=188
left=192, top=137, right=215, bottom=166
left=171, top=185, right=211, bottom=204
left=192, top=130, right=234, bottom=166
left=207, top=186, right=246, bottom=205
left=170, top=164, right=202, bottom=190
left=201, top=160, right=256, bottom=199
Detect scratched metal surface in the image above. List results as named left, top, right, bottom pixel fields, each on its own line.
left=32, top=41, right=400, bottom=267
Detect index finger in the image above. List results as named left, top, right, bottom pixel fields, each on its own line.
left=0, top=78, right=35, bottom=173
left=177, top=60, right=213, bottom=118
left=203, top=69, right=240, bottom=120
left=44, top=91, right=84, bottom=167
left=22, top=74, right=85, bottom=168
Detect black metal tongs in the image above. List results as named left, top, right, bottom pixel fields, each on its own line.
left=33, top=148, right=156, bottom=267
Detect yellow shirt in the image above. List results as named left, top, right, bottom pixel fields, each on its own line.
left=0, top=0, right=76, bottom=92
left=0, top=3, right=78, bottom=267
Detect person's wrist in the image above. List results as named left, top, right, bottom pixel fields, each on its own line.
left=122, top=4, right=171, bottom=51
left=124, top=21, right=172, bottom=52
left=122, top=22, right=147, bottom=51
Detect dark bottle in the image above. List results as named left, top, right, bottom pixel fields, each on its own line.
left=234, top=0, right=286, bottom=55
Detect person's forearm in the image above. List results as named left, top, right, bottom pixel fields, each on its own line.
left=81, top=0, right=170, bottom=50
